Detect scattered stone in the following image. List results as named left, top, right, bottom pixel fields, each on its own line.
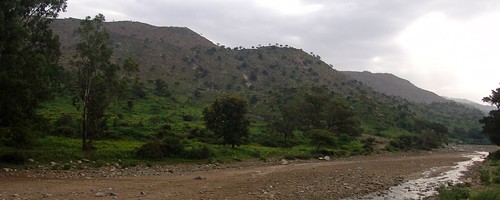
left=109, top=192, right=118, bottom=196
left=95, top=192, right=105, bottom=197
left=2, top=168, right=11, bottom=172
left=140, top=191, right=147, bottom=195
left=50, top=162, right=57, bottom=166
left=42, top=193, right=53, bottom=198
left=12, top=193, right=20, bottom=197
left=281, top=159, right=289, bottom=165
left=28, top=158, right=35, bottom=163
left=194, top=176, right=206, bottom=180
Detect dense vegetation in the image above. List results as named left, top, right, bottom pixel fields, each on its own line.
left=0, top=1, right=492, bottom=166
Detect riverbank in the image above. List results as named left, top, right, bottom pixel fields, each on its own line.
left=1, top=145, right=497, bottom=199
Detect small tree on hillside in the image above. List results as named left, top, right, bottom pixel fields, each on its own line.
left=203, top=95, right=250, bottom=148
left=480, top=85, right=500, bottom=145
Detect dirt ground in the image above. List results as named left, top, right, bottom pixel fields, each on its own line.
left=0, top=145, right=497, bottom=200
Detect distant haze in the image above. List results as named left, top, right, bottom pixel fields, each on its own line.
left=59, top=0, right=500, bottom=104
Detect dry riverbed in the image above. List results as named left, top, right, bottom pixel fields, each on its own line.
left=0, top=145, right=497, bottom=199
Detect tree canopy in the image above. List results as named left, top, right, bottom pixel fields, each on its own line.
left=480, top=85, right=500, bottom=145
left=203, top=95, right=250, bottom=148
left=0, top=0, right=67, bottom=147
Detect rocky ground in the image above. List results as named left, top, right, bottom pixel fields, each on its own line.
left=0, top=145, right=497, bottom=200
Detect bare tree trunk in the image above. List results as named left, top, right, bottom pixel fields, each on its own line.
left=82, top=77, right=92, bottom=151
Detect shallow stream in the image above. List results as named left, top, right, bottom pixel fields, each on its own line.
left=350, top=151, right=489, bottom=200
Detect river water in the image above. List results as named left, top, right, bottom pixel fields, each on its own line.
left=348, top=151, right=489, bottom=200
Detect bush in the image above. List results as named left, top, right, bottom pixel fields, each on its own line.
left=0, top=152, right=26, bottom=164
left=183, top=145, right=213, bottom=159
left=480, top=168, right=491, bottom=185
left=493, top=176, right=500, bottom=184
left=54, top=126, right=77, bottom=137
left=136, top=141, right=165, bottom=160
left=182, top=115, right=195, bottom=121
left=436, top=185, right=469, bottom=200
left=488, top=150, right=500, bottom=160
left=54, top=114, right=73, bottom=127
left=162, top=136, right=184, bottom=157
left=471, top=189, right=500, bottom=200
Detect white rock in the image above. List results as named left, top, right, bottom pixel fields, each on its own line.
left=280, top=159, right=288, bottom=165
left=95, top=192, right=105, bottom=197
left=324, top=156, right=331, bottom=161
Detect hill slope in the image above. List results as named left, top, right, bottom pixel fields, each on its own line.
left=49, top=18, right=487, bottom=144
left=343, top=71, right=448, bottom=104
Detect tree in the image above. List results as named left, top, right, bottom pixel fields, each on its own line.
left=326, top=101, right=362, bottom=136
left=480, top=85, right=500, bottom=145
left=0, top=0, right=67, bottom=147
left=73, top=14, right=122, bottom=151
left=273, top=99, right=304, bottom=145
left=203, top=95, right=249, bottom=148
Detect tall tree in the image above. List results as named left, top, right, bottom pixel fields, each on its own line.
left=480, top=85, right=500, bottom=145
left=72, top=14, right=119, bottom=151
left=0, top=0, right=67, bottom=147
left=203, top=95, right=249, bottom=148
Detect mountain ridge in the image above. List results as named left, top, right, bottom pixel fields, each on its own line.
left=343, top=71, right=449, bottom=104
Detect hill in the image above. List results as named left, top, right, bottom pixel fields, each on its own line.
left=47, top=18, right=487, bottom=145
left=343, top=71, right=448, bottom=104
left=445, top=97, right=495, bottom=114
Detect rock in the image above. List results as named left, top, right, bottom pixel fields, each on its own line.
left=42, top=193, right=53, bottom=198
left=324, top=156, right=331, bottom=161
left=50, top=162, right=57, bottom=166
left=95, top=192, right=105, bottom=197
left=2, top=168, right=11, bottom=172
left=109, top=192, right=118, bottom=196
left=281, top=159, right=289, bottom=165
left=194, top=176, right=206, bottom=180
left=140, top=191, right=147, bottom=195
left=319, top=157, right=324, bottom=160
left=12, top=193, right=20, bottom=197
left=28, top=158, right=35, bottom=162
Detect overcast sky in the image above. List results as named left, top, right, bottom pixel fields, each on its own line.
left=59, top=0, right=500, bottom=104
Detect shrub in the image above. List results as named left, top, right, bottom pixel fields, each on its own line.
left=136, top=141, right=165, bottom=160
left=183, top=145, right=213, bottom=159
left=162, top=136, right=184, bottom=157
left=54, top=114, right=73, bottom=127
left=436, top=185, right=469, bottom=200
left=493, top=175, right=500, bottom=184
left=182, top=115, right=195, bottom=121
left=471, top=189, right=500, bottom=200
left=0, top=152, right=26, bottom=164
left=480, top=168, right=491, bottom=185
left=54, top=126, right=77, bottom=137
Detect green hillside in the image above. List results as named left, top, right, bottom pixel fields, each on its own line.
left=48, top=18, right=487, bottom=147
left=0, top=17, right=487, bottom=165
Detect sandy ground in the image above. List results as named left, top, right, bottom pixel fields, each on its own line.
left=0, top=145, right=497, bottom=200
